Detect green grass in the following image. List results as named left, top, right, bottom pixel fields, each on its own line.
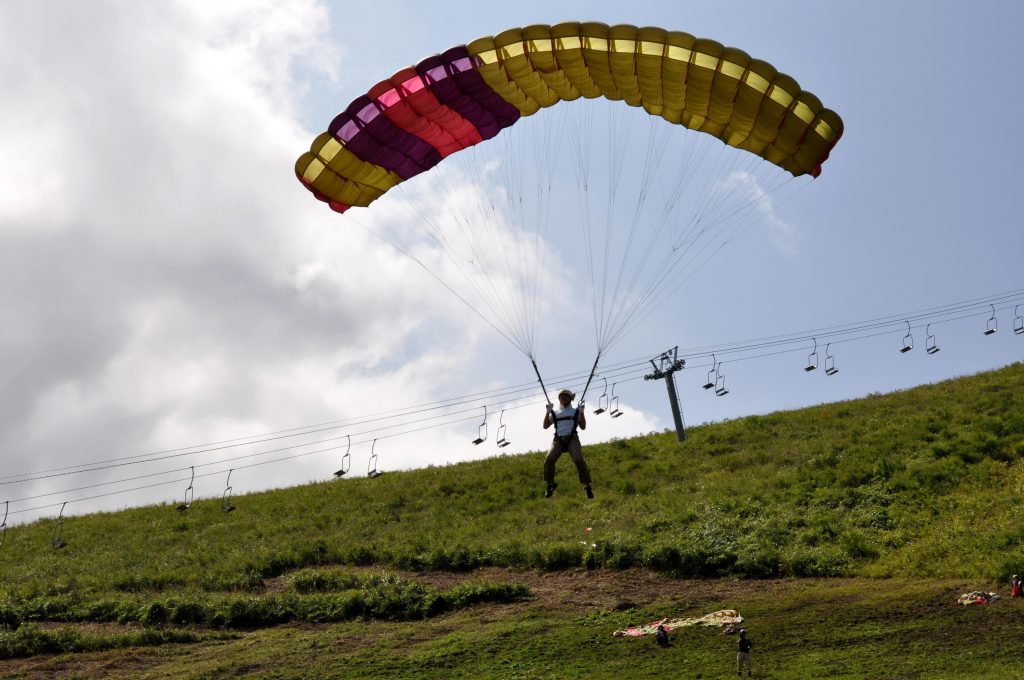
left=2, top=363, right=1024, bottom=677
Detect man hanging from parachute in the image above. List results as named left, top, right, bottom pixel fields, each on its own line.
left=294, top=22, right=843, bottom=474
left=543, top=388, right=592, bottom=498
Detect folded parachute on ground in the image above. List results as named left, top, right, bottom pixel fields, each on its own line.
left=296, top=22, right=843, bottom=214
left=613, top=609, right=744, bottom=636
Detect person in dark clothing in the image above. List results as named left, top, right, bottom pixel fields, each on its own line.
left=655, top=624, right=671, bottom=648
left=737, top=628, right=753, bottom=676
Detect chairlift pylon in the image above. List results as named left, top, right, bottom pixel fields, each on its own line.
left=609, top=383, right=623, bottom=418
left=593, top=378, right=609, bottom=415
left=702, top=354, right=717, bottom=390
left=221, top=469, right=236, bottom=513
left=804, top=337, right=819, bottom=372
left=367, top=439, right=383, bottom=478
left=471, top=405, right=488, bottom=445
left=900, top=321, right=914, bottom=353
left=0, top=500, right=8, bottom=549
left=714, top=363, right=729, bottom=397
left=52, top=501, right=67, bottom=550
left=176, top=466, right=195, bottom=512
left=496, top=409, right=511, bottom=448
left=925, top=324, right=940, bottom=354
left=984, top=304, right=998, bottom=335
left=824, top=343, right=839, bottom=376
left=1014, top=305, right=1024, bottom=335
left=334, top=434, right=351, bottom=478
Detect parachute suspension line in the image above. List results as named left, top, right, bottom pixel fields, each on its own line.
left=703, top=166, right=811, bottom=255
left=604, top=164, right=804, bottom=350
left=397, top=138, right=536, bottom=355
left=563, top=104, right=602, bottom=351
left=597, top=129, right=798, bottom=352
left=598, top=104, right=635, bottom=349
left=468, top=138, right=533, bottom=352
left=668, top=134, right=719, bottom=251
left=454, top=147, right=536, bottom=350
left=508, top=119, right=556, bottom=358
left=616, top=120, right=698, bottom=305
left=611, top=127, right=711, bottom=326
left=351, top=219, right=526, bottom=354
left=600, top=116, right=676, bottom=352
left=395, top=153, right=533, bottom=354
left=521, top=115, right=561, bottom=356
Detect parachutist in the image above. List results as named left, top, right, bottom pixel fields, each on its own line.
left=542, top=388, right=593, bottom=498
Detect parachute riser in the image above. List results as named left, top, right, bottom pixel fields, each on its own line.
left=530, top=356, right=552, bottom=406
left=567, top=353, right=601, bottom=441
left=576, top=353, right=602, bottom=408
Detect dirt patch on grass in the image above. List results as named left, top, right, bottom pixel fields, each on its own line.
left=266, top=564, right=838, bottom=614
left=403, top=566, right=804, bottom=611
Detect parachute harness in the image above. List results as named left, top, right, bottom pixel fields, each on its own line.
left=536, top=352, right=601, bottom=445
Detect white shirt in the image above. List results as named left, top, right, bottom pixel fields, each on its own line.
left=552, top=406, right=578, bottom=437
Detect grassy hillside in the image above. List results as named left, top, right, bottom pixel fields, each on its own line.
left=2, top=363, right=1024, bottom=677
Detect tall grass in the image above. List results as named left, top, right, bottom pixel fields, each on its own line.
left=2, top=363, right=1023, bottom=603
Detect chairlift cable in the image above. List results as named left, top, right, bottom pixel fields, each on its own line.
left=3, top=360, right=658, bottom=496
left=0, top=353, right=657, bottom=484
left=5, top=289, right=1021, bottom=493
left=7, top=286, right=1022, bottom=520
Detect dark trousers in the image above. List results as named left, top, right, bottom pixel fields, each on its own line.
left=544, top=434, right=591, bottom=485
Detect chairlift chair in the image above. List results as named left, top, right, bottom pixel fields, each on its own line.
left=471, top=405, right=488, bottom=445
left=0, top=500, right=7, bottom=549
left=52, top=502, right=67, bottom=550
left=334, top=435, right=352, bottom=477
left=367, top=439, right=383, bottom=478
left=609, top=383, right=623, bottom=418
left=1014, top=305, right=1024, bottom=335
left=824, top=343, right=839, bottom=376
left=176, top=466, right=195, bottom=512
left=221, top=469, right=236, bottom=513
left=900, top=321, right=913, bottom=353
left=804, top=338, right=819, bottom=372
left=925, top=324, right=940, bottom=354
left=496, top=409, right=511, bottom=448
left=714, top=364, right=729, bottom=396
left=702, top=354, right=717, bottom=390
left=984, top=304, right=998, bottom=335
left=593, top=378, right=609, bottom=414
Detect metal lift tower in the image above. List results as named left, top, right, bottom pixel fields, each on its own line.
left=644, top=347, right=686, bottom=443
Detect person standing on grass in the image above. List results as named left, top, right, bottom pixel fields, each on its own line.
left=737, top=628, right=753, bottom=676
left=1011, top=574, right=1023, bottom=598
left=542, top=388, right=593, bottom=499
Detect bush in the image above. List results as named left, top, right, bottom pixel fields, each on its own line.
left=539, top=544, right=582, bottom=570
left=0, top=605, right=21, bottom=631
left=170, top=600, right=207, bottom=625
left=841, top=530, right=879, bottom=560
left=0, top=624, right=210, bottom=660
left=144, top=601, right=169, bottom=626
left=734, top=548, right=782, bottom=578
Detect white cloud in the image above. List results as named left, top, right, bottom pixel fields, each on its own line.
left=0, top=1, right=670, bottom=525
left=0, top=0, right=484, bottom=523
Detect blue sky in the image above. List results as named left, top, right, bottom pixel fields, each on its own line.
left=1, top=1, right=1021, bottom=524
left=302, top=0, right=1023, bottom=420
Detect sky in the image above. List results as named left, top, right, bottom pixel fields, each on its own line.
left=2, top=1, right=1023, bottom=526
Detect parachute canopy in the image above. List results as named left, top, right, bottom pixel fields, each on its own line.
left=296, top=22, right=843, bottom=214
